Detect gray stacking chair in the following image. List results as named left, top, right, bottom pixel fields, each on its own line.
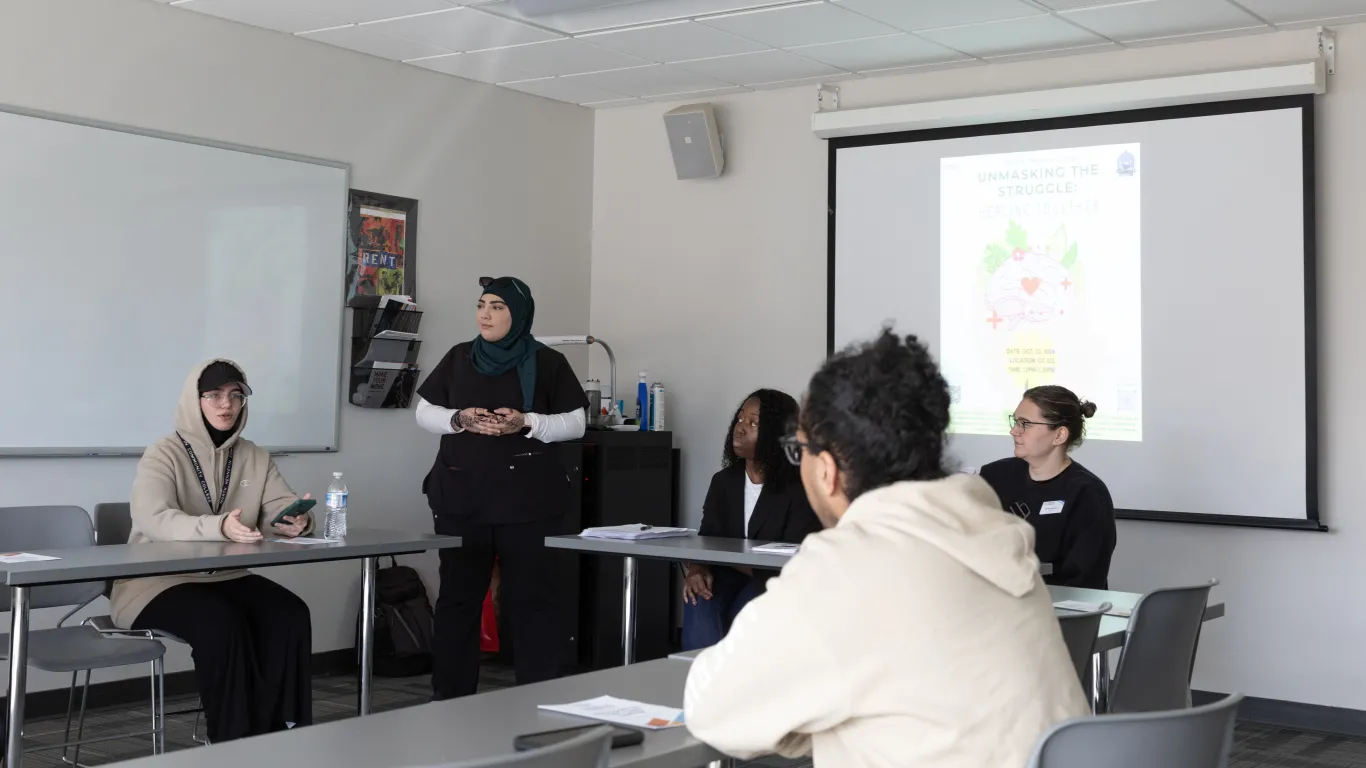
left=1056, top=602, right=1109, bottom=691
left=418, top=725, right=613, bottom=768
left=1108, top=580, right=1217, bottom=714
left=1028, top=693, right=1242, bottom=768
left=0, top=505, right=167, bottom=765
left=89, top=501, right=208, bottom=746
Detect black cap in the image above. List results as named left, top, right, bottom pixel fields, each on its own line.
left=198, top=361, right=253, bottom=397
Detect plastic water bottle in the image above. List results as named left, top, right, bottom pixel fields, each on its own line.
left=324, top=472, right=348, bottom=540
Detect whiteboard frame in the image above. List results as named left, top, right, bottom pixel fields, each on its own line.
left=0, top=103, right=351, bottom=458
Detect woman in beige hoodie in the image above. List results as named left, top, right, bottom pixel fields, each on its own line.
left=108, top=359, right=314, bottom=743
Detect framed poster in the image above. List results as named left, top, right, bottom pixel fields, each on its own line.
left=346, top=189, right=417, bottom=306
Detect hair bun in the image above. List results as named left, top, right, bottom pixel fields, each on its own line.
left=1080, top=400, right=1098, bottom=419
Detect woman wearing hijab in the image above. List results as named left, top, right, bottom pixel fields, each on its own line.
left=108, top=359, right=314, bottom=744
left=415, top=276, right=588, bottom=700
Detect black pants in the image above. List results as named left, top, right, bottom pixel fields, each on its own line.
left=431, top=515, right=564, bottom=700
left=133, top=575, right=312, bottom=743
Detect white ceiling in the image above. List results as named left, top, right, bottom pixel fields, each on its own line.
left=155, top=0, right=1366, bottom=108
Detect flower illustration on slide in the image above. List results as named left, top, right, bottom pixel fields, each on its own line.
left=981, top=220, right=1078, bottom=331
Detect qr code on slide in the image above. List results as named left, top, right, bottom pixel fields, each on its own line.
left=1117, top=388, right=1138, bottom=413
left=949, top=385, right=961, bottom=404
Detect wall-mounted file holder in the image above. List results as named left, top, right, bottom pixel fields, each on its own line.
left=349, top=305, right=424, bottom=409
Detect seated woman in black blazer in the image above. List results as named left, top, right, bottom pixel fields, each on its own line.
left=681, top=389, right=822, bottom=651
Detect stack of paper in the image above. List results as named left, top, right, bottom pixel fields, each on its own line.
left=539, top=696, right=685, bottom=730
left=751, top=542, right=799, bottom=556
left=579, top=525, right=693, bottom=541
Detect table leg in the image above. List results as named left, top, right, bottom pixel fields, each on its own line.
left=7, top=586, right=30, bottom=767
left=622, top=556, right=637, bottom=665
left=1090, top=652, right=1110, bottom=714
left=358, top=556, right=377, bottom=716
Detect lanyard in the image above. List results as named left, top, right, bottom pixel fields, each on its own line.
left=177, top=433, right=234, bottom=514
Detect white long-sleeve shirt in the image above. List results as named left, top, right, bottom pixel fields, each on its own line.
left=415, top=396, right=585, bottom=443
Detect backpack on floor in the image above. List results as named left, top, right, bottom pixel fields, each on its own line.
left=355, top=556, right=434, bottom=677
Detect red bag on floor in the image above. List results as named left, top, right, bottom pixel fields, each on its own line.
left=480, top=560, right=500, bottom=652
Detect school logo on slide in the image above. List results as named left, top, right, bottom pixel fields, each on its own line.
left=1117, top=150, right=1136, bottom=176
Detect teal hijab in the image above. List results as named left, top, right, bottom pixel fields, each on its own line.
left=470, top=276, right=544, bottom=411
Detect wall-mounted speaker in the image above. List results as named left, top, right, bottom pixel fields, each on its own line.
left=663, top=103, right=724, bottom=180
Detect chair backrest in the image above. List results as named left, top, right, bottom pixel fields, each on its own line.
left=0, top=506, right=103, bottom=611
left=93, top=502, right=133, bottom=546
left=1028, top=692, right=1242, bottom=768
left=417, top=726, right=612, bottom=768
left=1056, top=603, right=1109, bottom=689
left=1109, top=580, right=1217, bottom=714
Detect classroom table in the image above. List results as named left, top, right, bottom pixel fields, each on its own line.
left=1049, top=585, right=1226, bottom=713
left=112, top=657, right=720, bottom=768
left=547, top=534, right=1051, bottom=665
left=2, top=528, right=460, bottom=767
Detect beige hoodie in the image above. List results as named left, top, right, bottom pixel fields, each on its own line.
left=108, top=359, right=310, bottom=628
left=683, top=474, right=1089, bottom=768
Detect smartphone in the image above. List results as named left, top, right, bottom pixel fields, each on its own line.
left=269, top=498, right=316, bottom=528
left=513, top=724, right=643, bottom=752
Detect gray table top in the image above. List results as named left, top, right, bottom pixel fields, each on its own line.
left=115, top=658, right=718, bottom=768
left=1049, top=585, right=1226, bottom=653
left=0, top=528, right=461, bottom=586
left=548, top=534, right=1053, bottom=575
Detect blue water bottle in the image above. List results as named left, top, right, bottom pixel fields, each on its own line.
left=636, top=371, right=649, bottom=432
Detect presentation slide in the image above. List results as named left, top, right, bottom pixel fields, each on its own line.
left=940, top=144, right=1142, bottom=441
left=831, top=102, right=1313, bottom=524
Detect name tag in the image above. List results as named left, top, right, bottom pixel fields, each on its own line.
left=1040, top=500, right=1065, bottom=516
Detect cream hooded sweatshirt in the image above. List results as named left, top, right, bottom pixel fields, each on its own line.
left=683, top=474, right=1089, bottom=768
left=108, top=359, right=310, bottom=628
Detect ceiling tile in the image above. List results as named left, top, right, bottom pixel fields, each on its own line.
left=560, top=64, right=736, bottom=97
left=1062, top=0, right=1265, bottom=42
left=500, top=76, right=630, bottom=104
left=583, top=98, right=648, bottom=108
left=697, top=2, right=898, bottom=48
left=456, top=38, right=650, bottom=77
left=789, top=33, right=967, bottom=71
left=917, top=14, right=1107, bottom=57
left=407, top=52, right=540, bottom=82
left=300, top=24, right=455, bottom=60
left=362, top=7, right=558, bottom=50
left=578, top=20, right=767, bottom=62
left=1231, top=0, right=1366, bottom=24
left=288, top=0, right=459, bottom=24
left=676, top=49, right=844, bottom=84
left=644, top=85, right=753, bottom=102
left=475, top=0, right=802, bottom=34
left=860, top=58, right=985, bottom=76
left=172, top=0, right=348, bottom=33
left=831, top=0, right=1043, bottom=31
left=984, top=41, right=1119, bottom=62
left=748, top=71, right=861, bottom=89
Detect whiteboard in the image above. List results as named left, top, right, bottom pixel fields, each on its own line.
left=0, top=106, right=348, bottom=455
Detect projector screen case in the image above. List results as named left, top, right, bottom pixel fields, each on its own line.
left=826, top=95, right=1324, bottom=532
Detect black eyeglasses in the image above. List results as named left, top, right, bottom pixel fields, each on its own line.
left=779, top=435, right=810, bottom=466
left=1008, top=415, right=1061, bottom=431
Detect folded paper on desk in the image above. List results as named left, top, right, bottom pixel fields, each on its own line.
left=540, top=696, right=685, bottom=730
left=751, top=542, right=799, bottom=555
left=579, top=525, right=693, bottom=541
left=0, top=552, right=58, bottom=563
left=1053, top=600, right=1132, bottom=618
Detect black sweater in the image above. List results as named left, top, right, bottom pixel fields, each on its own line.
left=979, top=458, right=1117, bottom=589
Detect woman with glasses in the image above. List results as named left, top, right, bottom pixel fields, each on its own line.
left=681, top=389, right=822, bottom=650
left=108, top=359, right=314, bottom=743
left=979, top=385, right=1116, bottom=589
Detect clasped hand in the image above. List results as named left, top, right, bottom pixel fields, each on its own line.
left=457, top=408, right=526, bottom=436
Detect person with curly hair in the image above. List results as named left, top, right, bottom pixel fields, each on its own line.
left=684, top=329, right=1087, bottom=768
left=980, top=385, right=1117, bottom=589
left=680, top=389, right=821, bottom=651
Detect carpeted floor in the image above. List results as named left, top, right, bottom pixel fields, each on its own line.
left=13, top=665, right=1366, bottom=766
